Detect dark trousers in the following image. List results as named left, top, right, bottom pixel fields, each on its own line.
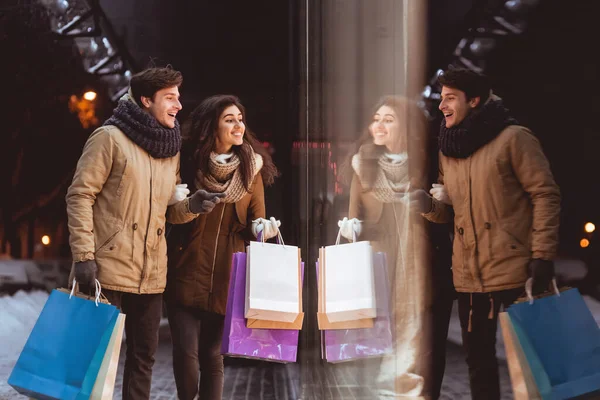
left=426, top=289, right=455, bottom=400
left=167, top=304, right=225, bottom=400
left=457, top=288, right=522, bottom=400
left=103, top=289, right=163, bottom=400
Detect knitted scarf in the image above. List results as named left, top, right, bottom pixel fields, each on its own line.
left=104, top=93, right=181, bottom=159
left=195, top=148, right=263, bottom=204
left=352, top=149, right=410, bottom=204
left=438, top=96, right=518, bottom=159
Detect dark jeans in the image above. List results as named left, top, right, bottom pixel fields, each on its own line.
left=103, top=289, right=163, bottom=400
left=167, top=304, right=225, bottom=400
left=457, top=288, right=522, bottom=400
left=426, top=288, right=456, bottom=400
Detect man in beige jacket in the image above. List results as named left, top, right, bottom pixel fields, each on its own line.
left=66, top=66, right=222, bottom=400
left=413, top=68, right=560, bottom=400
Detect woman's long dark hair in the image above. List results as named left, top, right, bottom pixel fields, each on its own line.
left=342, top=95, right=428, bottom=190
left=181, top=95, right=278, bottom=191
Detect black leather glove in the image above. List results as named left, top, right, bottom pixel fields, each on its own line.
left=188, top=189, right=225, bottom=214
left=409, top=189, right=433, bottom=214
left=528, top=258, right=555, bottom=295
left=74, top=260, right=97, bottom=291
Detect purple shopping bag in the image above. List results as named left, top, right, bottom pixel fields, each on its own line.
left=319, top=252, right=393, bottom=363
left=221, top=252, right=304, bottom=363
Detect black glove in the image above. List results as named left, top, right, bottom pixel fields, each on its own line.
left=409, top=189, right=433, bottom=214
left=528, top=258, right=555, bottom=295
left=74, top=260, right=97, bottom=292
left=188, top=189, right=225, bottom=214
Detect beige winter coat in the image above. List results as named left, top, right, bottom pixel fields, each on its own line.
left=66, top=125, right=198, bottom=294
left=423, top=125, right=560, bottom=293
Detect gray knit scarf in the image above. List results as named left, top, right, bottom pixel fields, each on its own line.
left=104, top=95, right=181, bottom=159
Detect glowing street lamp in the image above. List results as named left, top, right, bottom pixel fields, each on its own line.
left=585, top=222, right=596, bottom=233
left=41, top=235, right=51, bottom=246
left=580, top=238, right=590, bottom=248
left=83, top=91, right=97, bottom=101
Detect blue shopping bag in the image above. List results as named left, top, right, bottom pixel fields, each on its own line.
left=8, top=287, right=120, bottom=400
left=507, top=286, right=600, bottom=399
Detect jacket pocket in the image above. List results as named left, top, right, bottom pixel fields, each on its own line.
left=131, top=222, right=139, bottom=261
left=94, top=215, right=124, bottom=253
left=453, top=224, right=468, bottom=280
left=499, top=225, right=530, bottom=256
left=483, top=222, right=494, bottom=260
left=96, top=226, right=123, bottom=253
left=116, top=158, right=128, bottom=197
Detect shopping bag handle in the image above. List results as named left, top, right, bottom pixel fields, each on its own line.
left=70, top=278, right=103, bottom=306
left=256, top=230, right=285, bottom=246
left=334, top=223, right=358, bottom=245
left=524, top=277, right=560, bottom=305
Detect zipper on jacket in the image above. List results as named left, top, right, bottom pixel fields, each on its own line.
left=140, top=154, right=153, bottom=289
left=209, top=204, right=227, bottom=296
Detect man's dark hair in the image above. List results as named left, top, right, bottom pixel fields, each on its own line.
left=438, top=68, right=491, bottom=105
left=129, top=66, right=183, bottom=105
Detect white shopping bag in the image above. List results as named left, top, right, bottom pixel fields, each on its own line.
left=323, top=229, right=376, bottom=323
left=91, top=313, right=125, bottom=399
left=244, top=233, right=301, bottom=323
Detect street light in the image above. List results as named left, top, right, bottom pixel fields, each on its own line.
left=41, top=235, right=51, bottom=246
left=580, top=238, right=590, bottom=248
left=585, top=222, right=596, bottom=233
left=83, top=91, right=97, bottom=101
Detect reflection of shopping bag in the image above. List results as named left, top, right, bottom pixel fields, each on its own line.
left=90, top=313, right=125, bottom=400
left=8, top=284, right=120, bottom=400
left=316, top=247, right=373, bottom=329
left=499, top=312, right=548, bottom=399
left=318, top=230, right=376, bottom=324
left=222, top=252, right=303, bottom=363
left=245, top=233, right=301, bottom=323
left=319, top=252, right=393, bottom=363
left=507, top=285, right=600, bottom=399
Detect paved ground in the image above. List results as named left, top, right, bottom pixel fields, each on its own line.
left=109, top=336, right=514, bottom=400
left=1, top=321, right=514, bottom=400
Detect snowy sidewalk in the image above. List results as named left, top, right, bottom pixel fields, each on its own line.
left=2, top=262, right=600, bottom=400
left=0, top=290, right=49, bottom=399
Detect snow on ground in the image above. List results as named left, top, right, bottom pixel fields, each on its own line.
left=0, top=290, right=48, bottom=359
left=0, top=290, right=49, bottom=398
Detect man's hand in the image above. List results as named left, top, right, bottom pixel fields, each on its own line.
left=430, top=183, right=452, bottom=206
left=74, top=260, right=97, bottom=290
left=528, top=259, right=555, bottom=295
left=168, top=183, right=191, bottom=206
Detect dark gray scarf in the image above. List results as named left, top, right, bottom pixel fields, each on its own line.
left=104, top=98, right=181, bottom=158
left=438, top=98, right=518, bottom=159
